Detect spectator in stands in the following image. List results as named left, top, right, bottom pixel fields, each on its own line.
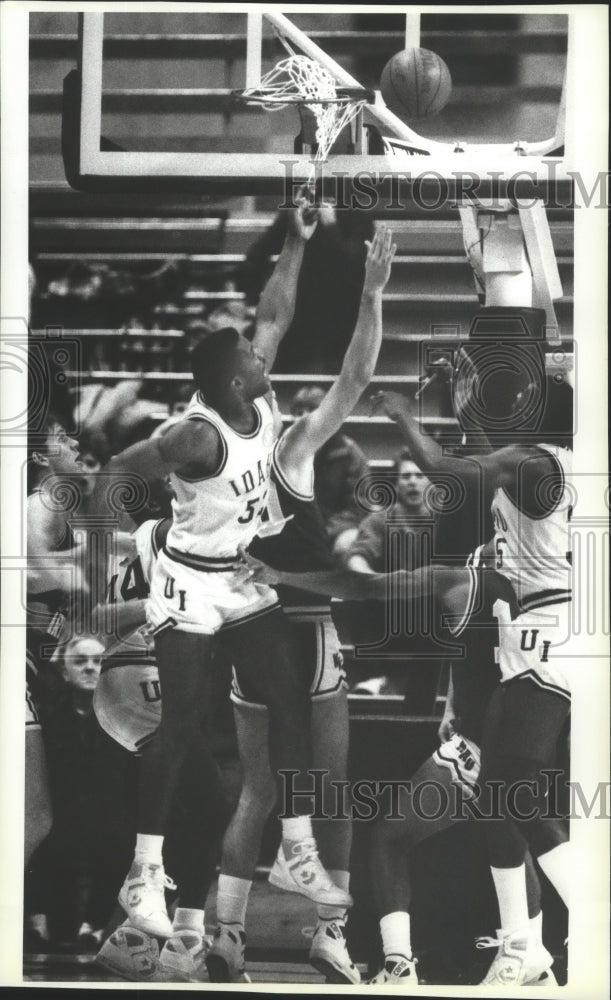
left=240, top=204, right=374, bottom=373
left=346, top=449, right=431, bottom=574
left=289, top=384, right=370, bottom=556
left=24, top=635, right=136, bottom=953
left=344, top=451, right=438, bottom=709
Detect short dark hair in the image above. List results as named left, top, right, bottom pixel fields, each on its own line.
left=392, top=447, right=416, bottom=472
left=189, top=327, right=241, bottom=401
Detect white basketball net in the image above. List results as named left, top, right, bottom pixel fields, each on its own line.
left=241, top=55, right=367, bottom=164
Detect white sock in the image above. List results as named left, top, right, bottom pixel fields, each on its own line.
left=380, top=911, right=412, bottom=961
left=173, top=907, right=205, bottom=934
left=134, top=833, right=164, bottom=866
left=282, top=816, right=313, bottom=843
left=490, top=864, right=529, bottom=935
left=529, top=910, right=543, bottom=945
left=537, top=842, right=570, bottom=907
left=216, top=875, right=252, bottom=926
left=317, top=870, right=349, bottom=922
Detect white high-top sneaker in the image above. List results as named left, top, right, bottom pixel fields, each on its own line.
left=309, top=919, right=361, bottom=984
left=477, top=928, right=557, bottom=986
left=268, top=842, right=353, bottom=907
left=118, top=862, right=176, bottom=938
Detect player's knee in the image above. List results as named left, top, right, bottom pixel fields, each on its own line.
left=238, top=779, right=277, bottom=822
left=483, top=755, right=547, bottom=820
left=524, top=817, right=568, bottom=858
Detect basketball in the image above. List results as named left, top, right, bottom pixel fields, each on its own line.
left=380, top=47, right=452, bottom=120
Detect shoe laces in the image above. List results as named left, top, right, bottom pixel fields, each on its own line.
left=476, top=932, right=527, bottom=953
left=143, top=865, right=177, bottom=892
left=476, top=935, right=502, bottom=950
left=290, top=838, right=319, bottom=865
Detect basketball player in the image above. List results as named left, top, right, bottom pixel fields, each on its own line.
left=93, top=511, right=237, bottom=984
left=370, top=377, right=573, bottom=986
left=241, top=542, right=553, bottom=986
left=205, top=226, right=396, bottom=984
left=91, top=195, right=351, bottom=947
left=26, top=415, right=87, bottom=866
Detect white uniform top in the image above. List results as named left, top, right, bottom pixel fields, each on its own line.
left=93, top=519, right=162, bottom=753
left=491, top=444, right=572, bottom=609
left=165, top=391, right=277, bottom=563
left=99, top=519, right=162, bottom=659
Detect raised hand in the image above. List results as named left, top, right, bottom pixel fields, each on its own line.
left=424, top=355, right=454, bottom=384
left=317, top=201, right=337, bottom=227
left=363, top=225, right=397, bottom=294
left=370, top=389, right=412, bottom=422
left=415, top=354, right=455, bottom=399
left=288, top=184, right=319, bottom=240
left=438, top=714, right=457, bottom=743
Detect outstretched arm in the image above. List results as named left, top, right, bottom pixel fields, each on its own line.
left=252, top=191, right=318, bottom=370
left=238, top=547, right=450, bottom=602
left=370, top=390, right=523, bottom=492
left=278, top=226, right=396, bottom=476
left=87, top=418, right=221, bottom=518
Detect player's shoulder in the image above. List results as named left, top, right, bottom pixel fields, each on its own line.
left=160, top=407, right=224, bottom=477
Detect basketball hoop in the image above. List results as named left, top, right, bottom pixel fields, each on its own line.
left=233, top=55, right=372, bottom=180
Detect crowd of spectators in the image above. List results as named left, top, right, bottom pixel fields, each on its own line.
left=30, top=203, right=373, bottom=376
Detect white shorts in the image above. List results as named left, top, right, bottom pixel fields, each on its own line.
left=231, top=612, right=347, bottom=710
left=432, top=732, right=481, bottom=798
left=495, top=598, right=574, bottom=700
left=147, top=547, right=279, bottom=636
left=94, top=659, right=161, bottom=754
left=26, top=681, right=41, bottom=731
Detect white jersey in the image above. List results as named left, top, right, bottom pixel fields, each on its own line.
left=93, top=520, right=163, bottom=752
left=491, top=444, right=572, bottom=609
left=166, top=391, right=277, bottom=563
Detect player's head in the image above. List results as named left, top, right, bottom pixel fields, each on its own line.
left=290, top=385, right=326, bottom=417
left=190, top=328, right=269, bottom=406
left=393, top=449, right=429, bottom=510
left=60, top=635, right=104, bottom=692
left=27, top=413, right=82, bottom=493
left=512, top=374, right=573, bottom=448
